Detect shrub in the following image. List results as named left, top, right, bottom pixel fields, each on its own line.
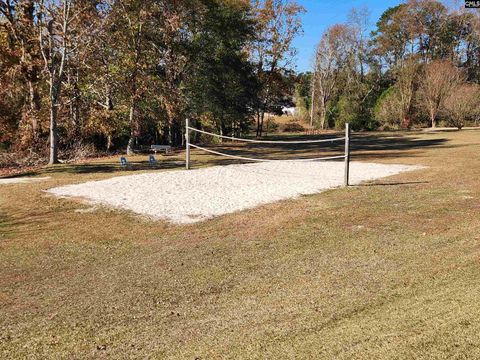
left=373, top=87, right=403, bottom=128
left=443, top=84, right=480, bottom=129
left=61, top=142, right=99, bottom=162
left=283, top=121, right=305, bottom=133
left=265, top=118, right=279, bottom=133
left=0, top=151, right=45, bottom=169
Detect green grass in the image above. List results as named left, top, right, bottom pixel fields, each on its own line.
left=1, top=129, right=480, bottom=359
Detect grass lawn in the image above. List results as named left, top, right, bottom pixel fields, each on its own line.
left=1, top=129, right=480, bottom=359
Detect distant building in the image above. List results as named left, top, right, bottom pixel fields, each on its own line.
left=281, top=106, right=297, bottom=116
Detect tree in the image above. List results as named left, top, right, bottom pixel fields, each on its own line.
left=250, top=0, right=304, bottom=137
left=185, top=0, right=258, bottom=139
left=371, top=1, right=457, bottom=67
left=294, top=72, right=312, bottom=122
left=374, top=58, right=419, bottom=128
left=419, top=60, right=463, bottom=128
left=38, top=0, right=73, bottom=164
left=371, top=4, right=411, bottom=69
left=0, top=0, right=43, bottom=143
left=151, top=0, right=191, bottom=146
left=109, top=0, right=156, bottom=155
left=395, top=58, right=420, bottom=128
left=374, top=86, right=403, bottom=128
left=311, top=24, right=351, bottom=129
left=80, top=1, right=125, bottom=151
left=406, top=0, right=453, bottom=62
left=443, top=83, right=480, bottom=129
left=339, top=7, right=381, bottom=130
left=347, top=6, right=371, bottom=80
left=455, top=9, right=480, bottom=82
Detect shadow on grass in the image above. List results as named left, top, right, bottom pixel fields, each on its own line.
left=0, top=171, right=39, bottom=179
left=2, top=132, right=450, bottom=177
left=188, top=133, right=449, bottom=167
left=358, top=181, right=430, bottom=187
left=0, top=211, right=48, bottom=238
left=20, top=159, right=186, bottom=177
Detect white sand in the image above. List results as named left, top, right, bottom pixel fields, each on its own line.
left=0, top=176, right=51, bottom=185
left=47, top=161, right=422, bottom=224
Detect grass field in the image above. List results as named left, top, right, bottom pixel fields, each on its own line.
left=1, top=129, right=480, bottom=359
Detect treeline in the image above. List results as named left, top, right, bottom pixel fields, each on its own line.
left=0, top=0, right=303, bottom=164
left=306, top=1, right=480, bottom=131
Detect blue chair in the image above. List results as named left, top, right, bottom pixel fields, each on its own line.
left=120, top=156, right=129, bottom=168
left=149, top=154, right=157, bottom=165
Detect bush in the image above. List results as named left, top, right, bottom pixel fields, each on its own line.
left=0, top=151, right=45, bottom=169
left=282, top=121, right=305, bottom=133
left=328, top=95, right=378, bottom=131
left=60, top=142, right=99, bottom=162
left=443, top=84, right=480, bottom=129
left=265, top=118, right=279, bottom=133
left=373, top=87, right=403, bottom=128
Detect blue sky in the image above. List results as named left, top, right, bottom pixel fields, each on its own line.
left=293, top=0, right=403, bottom=72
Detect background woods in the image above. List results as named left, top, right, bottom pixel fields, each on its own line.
left=1, top=0, right=303, bottom=164
left=308, top=1, right=480, bottom=131
left=1, top=0, right=479, bottom=166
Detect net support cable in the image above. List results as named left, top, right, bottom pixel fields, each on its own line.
left=187, top=126, right=345, bottom=144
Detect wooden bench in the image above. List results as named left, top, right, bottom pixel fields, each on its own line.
left=151, top=145, right=172, bottom=155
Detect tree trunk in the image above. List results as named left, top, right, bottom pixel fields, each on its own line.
left=126, top=136, right=135, bottom=155
left=71, top=78, right=81, bottom=140
left=127, top=100, right=137, bottom=155
left=319, top=111, right=326, bottom=130
left=70, top=99, right=81, bottom=140
left=310, top=84, right=315, bottom=127
left=218, top=124, right=223, bottom=144
left=431, top=111, right=436, bottom=128
left=49, top=101, right=59, bottom=165
left=319, top=97, right=327, bottom=130
left=28, top=79, right=40, bottom=137
left=106, top=135, right=112, bottom=151
left=48, top=81, right=60, bottom=165
left=259, top=109, right=266, bottom=137
left=255, top=110, right=261, bottom=137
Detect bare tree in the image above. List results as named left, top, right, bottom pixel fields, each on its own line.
left=347, top=6, right=371, bottom=80
left=419, top=60, right=463, bottom=128
left=250, top=0, right=304, bottom=137
left=443, top=83, right=480, bottom=129
left=311, top=24, right=351, bottom=129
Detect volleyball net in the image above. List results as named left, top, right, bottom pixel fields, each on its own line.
left=185, top=119, right=351, bottom=186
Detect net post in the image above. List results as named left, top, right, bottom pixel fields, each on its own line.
left=185, top=118, right=190, bottom=170
left=344, top=123, right=350, bottom=187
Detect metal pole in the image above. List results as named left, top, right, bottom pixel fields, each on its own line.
left=344, top=123, right=350, bottom=187
left=185, top=118, right=190, bottom=170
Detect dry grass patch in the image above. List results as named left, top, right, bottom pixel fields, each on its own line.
left=1, top=129, right=480, bottom=359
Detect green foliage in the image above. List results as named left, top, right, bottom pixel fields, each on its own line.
left=265, top=117, right=279, bottom=133
left=294, top=72, right=312, bottom=122
left=185, top=0, right=259, bottom=137
left=374, top=87, right=402, bottom=128
left=335, top=96, right=357, bottom=129
left=1, top=0, right=480, bottom=160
